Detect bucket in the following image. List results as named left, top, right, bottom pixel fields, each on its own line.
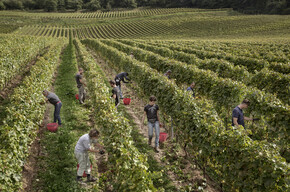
left=75, top=94, right=79, bottom=100
left=159, top=132, right=168, bottom=143
left=77, top=164, right=93, bottom=177
left=123, top=98, right=131, bottom=105
left=47, top=123, right=58, bottom=132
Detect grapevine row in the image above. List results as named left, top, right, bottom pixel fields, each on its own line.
left=147, top=40, right=290, bottom=63
left=82, top=39, right=289, bottom=192
left=145, top=40, right=290, bottom=74
left=0, top=39, right=67, bottom=191
left=15, top=21, right=180, bottom=39
left=0, top=35, right=56, bottom=90
left=145, top=41, right=272, bottom=72
left=100, top=39, right=289, bottom=148
left=3, top=8, right=222, bottom=19
left=120, top=39, right=290, bottom=104
left=73, top=39, right=158, bottom=191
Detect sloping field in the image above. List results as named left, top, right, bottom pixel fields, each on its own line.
left=0, top=8, right=289, bottom=192
left=6, top=9, right=289, bottom=39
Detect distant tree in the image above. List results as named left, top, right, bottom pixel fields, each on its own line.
left=83, top=0, right=91, bottom=4
left=266, top=0, right=287, bottom=14
left=0, top=1, right=6, bottom=10
left=45, top=0, right=57, bottom=11
left=3, top=0, right=23, bottom=9
left=120, top=0, right=137, bottom=8
left=23, top=0, right=35, bottom=9
left=86, top=0, right=101, bottom=11
left=106, top=1, right=112, bottom=9
left=136, top=0, right=149, bottom=6
left=149, top=0, right=157, bottom=6
left=34, top=0, right=45, bottom=9
left=74, top=0, right=83, bottom=11
left=58, top=0, right=66, bottom=11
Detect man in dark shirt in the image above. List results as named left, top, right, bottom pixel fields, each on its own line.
left=186, top=82, right=196, bottom=98
left=164, top=70, right=172, bottom=79
left=43, top=90, right=62, bottom=126
left=141, top=96, right=162, bottom=153
left=115, top=72, right=130, bottom=99
left=110, top=80, right=120, bottom=109
left=75, top=68, right=86, bottom=104
left=232, top=99, right=258, bottom=128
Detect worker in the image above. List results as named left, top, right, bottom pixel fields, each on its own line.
left=114, top=72, right=130, bottom=99
left=42, top=90, right=62, bottom=126
left=130, top=52, right=134, bottom=59
left=110, top=80, right=120, bottom=109
left=75, top=68, right=86, bottom=104
left=186, top=82, right=196, bottom=98
left=164, top=70, right=172, bottom=79
left=232, top=99, right=259, bottom=128
left=75, top=129, right=104, bottom=184
left=141, top=96, right=162, bottom=153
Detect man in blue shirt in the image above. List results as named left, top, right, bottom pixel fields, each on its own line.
left=232, top=99, right=259, bottom=128
left=164, top=70, right=172, bottom=79
left=186, top=82, right=196, bottom=98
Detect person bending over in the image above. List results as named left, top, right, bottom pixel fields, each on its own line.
left=114, top=72, right=130, bottom=99
left=42, top=90, right=62, bottom=126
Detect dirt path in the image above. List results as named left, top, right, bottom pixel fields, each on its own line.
left=88, top=50, right=221, bottom=191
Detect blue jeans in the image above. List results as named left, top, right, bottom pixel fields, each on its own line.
left=117, top=85, right=123, bottom=99
left=148, top=121, right=160, bottom=147
left=54, top=102, right=62, bottom=125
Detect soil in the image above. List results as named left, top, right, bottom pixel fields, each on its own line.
left=89, top=50, right=221, bottom=192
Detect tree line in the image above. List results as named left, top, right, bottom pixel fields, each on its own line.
left=0, top=0, right=289, bottom=14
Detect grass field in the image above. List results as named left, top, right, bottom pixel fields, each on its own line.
left=0, top=8, right=289, bottom=192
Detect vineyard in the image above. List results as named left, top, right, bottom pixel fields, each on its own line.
left=1, top=8, right=211, bottom=19
left=0, top=7, right=289, bottom=192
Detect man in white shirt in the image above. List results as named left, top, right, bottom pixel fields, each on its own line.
left=74, top=129, right=104, bottom=183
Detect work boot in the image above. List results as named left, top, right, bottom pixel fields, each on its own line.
left=86, top=175, right=97, bottom=182
left=76, top=177, right=86, bottom=185
left=148, top=138, right=152, bottom=146
left=154, top=146, right=159, bottom=153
